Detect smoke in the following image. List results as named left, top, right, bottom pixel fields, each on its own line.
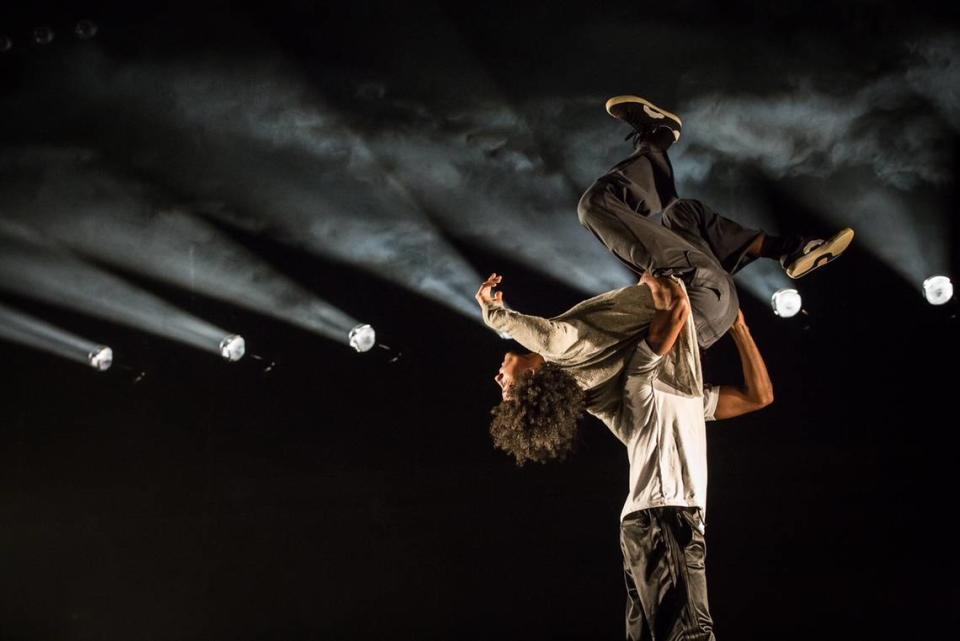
left=15, top=51, right=491, bottom=317
left=905, top=35, right=960, bottom=131
left=1, top=29, right=955, bottom=325
left=0, top=221, right=232, bottom=355
left=0, top=148, right=363, bottom=342
left=676, top=36, right=960, bottom=191
left=32, top=49, right=631, bottom=297
left=157, top=56, right=634, bottom=295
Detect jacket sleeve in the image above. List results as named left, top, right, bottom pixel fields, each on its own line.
left=481, top=305, right=581, bottom=360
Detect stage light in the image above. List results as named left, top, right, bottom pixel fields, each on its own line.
left=219, top=334, right=246, bottom=362
left=772, top=289, right=802, bottom=318
left=88, top=346, right=113, bottom=371
left=923, top=275, right=953, bottom=305
left=33, top=26, right=54, bottom=45
left=348, top=323, right=376, bottom=352
left=0, top=224, right=242, bottom=359
left=0, top=35, right=12, bottom=53
left=0, top=302, right=116, bottom=371
left=74, top=20, right=98, bottom=40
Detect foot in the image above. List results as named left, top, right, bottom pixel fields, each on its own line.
left=781, top=228, right=855, bottom=279
left=605, top=95, right=683, bottom=143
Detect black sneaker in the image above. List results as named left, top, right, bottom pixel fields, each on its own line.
left=605, top=95, right=683, bottom=144
left=781, top=228, right=855, bottom=279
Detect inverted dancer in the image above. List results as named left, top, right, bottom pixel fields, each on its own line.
left=578, top=95, right=854, bottom=348
left=476, top=95, right=853, bottom=639
left=479, top=93, right=852, bottom=450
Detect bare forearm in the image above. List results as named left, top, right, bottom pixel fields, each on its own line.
left=646, top=298, right=689, bottom=356
left=729, top=325, right=773, bottom=404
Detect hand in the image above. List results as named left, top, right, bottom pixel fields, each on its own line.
left=475, top=273, right=505, bottom=310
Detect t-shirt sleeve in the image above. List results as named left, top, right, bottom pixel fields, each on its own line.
left=702, top=384, right=720, bottom=422
left=625, top=338, right=663, bottom=383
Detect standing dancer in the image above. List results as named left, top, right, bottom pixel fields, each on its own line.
left=478, top=270, right=771, bottom=640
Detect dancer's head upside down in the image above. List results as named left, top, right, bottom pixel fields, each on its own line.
left=478, top=271, right=693, bottom=466
left=490, top=351, right=586, bottom=466
left=477, top=274, right=587, bottom=465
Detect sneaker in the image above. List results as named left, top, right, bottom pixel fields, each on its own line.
left=781, top=228, right=855, bottom=279
left=605, top=95, right=683, bottom=143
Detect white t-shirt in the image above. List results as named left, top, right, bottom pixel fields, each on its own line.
left=599, top=317, right=718, bottom=523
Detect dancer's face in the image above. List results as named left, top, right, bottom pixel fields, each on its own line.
left=494, top=351, right=543, bottom=401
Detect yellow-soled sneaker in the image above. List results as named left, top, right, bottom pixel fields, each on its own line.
left=605, top=95, right=683, bottom=143
left=782, top=228, right=855, bottom=279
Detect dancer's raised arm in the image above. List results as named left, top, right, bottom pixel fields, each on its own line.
left=713, top=310, right=774, bottom=420
left=476, top=273, right=580, bottom=359
left=640, top=273, right=690, bottom=356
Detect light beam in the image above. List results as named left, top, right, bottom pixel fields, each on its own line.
left=0, top=222, right=240, bottom=359
left=0, top=301, right=113, bottom=371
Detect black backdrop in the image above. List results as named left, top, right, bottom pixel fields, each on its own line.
left=1, top=2, right=959, bottom=640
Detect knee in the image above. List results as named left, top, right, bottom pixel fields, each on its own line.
left=577, top=183, right=607, bottom=227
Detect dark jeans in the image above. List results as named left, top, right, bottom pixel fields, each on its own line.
left=620, top=507, right=716, bottom=641
left=577, top=142, right=763, bottom=348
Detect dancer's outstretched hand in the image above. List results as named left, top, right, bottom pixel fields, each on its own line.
left=475, top=273, right=505, bottom=310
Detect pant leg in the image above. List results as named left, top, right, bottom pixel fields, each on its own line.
left=577, top=177, right=700, bottom=275
left=578, top=142, right=708, bottom=272
left=605, top=142, right=679, bottom=217
left=660, top=199, right=764, bottom=275
left=578, top=181, right=739, bottom=349
left=619, top=508, right=716, bottom=641
left=656, top=200, right=751, bottom=348
left=579, top=147, right=742, bottom=348
left=675, top=509, right=715, bottom=640
left=620, top=536, right=652, bottom=641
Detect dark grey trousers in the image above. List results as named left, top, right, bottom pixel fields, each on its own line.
left=577, top=142, right=763, bottom=348
left=620, top=507, right=716, bottom=641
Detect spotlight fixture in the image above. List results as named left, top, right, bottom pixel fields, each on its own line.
left=771, top=289, right=802, bottom=318
left=922, top=275, right=953, bottom=306
left=33, top=26, right=55, bottom=45
left=0, top=35, right=12, bottom=53
left=74, top=19, right=98, bottom=40
left=219, top=334, right=246, bottom=362
left=348, top=323, right=376, bottom=353
left=88, top=346, right=113, bottom=371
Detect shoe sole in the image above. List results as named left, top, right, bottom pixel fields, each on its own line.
left=605, top=95, right=683, bottom=139
left=786, top=228, right=855, bottom=279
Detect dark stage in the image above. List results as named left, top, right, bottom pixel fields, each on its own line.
left=1, top=1, right=959, bottom=639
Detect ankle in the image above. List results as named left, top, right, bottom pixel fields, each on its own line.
left=759, top=234, right=799, bottom=260
left=647, top=126, right=676, bottom=151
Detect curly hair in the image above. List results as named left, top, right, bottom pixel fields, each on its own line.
left=489, top=362, right=587, bottom=466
